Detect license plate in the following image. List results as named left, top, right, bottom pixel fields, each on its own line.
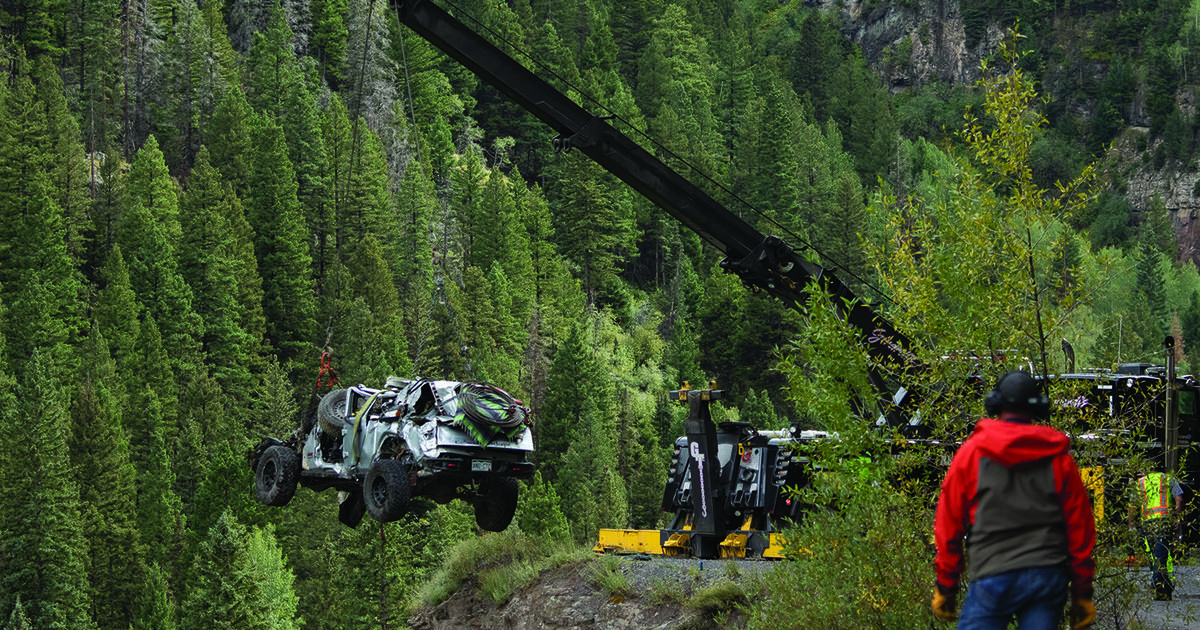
left=471, top=460, right=492, bottom=472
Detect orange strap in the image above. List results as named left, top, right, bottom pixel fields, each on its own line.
left=316, top=351, right=339, bottom=387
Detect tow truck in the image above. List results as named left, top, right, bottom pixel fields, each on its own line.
left=386, top=0, right=1195, bottom=556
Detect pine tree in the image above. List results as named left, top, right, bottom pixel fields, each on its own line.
left=131, top=563, right=177, bottom=630
left=311, top=0, right=349, bottom=83
left=244, top=527, right=300, bottom=630
left=557, top=399, right=628, bottom=542
left=3, top=596, right=31, bottom=630
left=129, top=386, right=186, bottom=586
left=346, top=234, right=410, bottom=378
left=244, top=1, right=300, bottom=116
left=94, top=246, right=142, bottom=379
left=825, top=50, right=897, bottom=182
left=70, top=367, right=141, bottom=630
left=393, top=153, right=435, bottom=342
left=545, top=149, right=633, bottom=309
left=515, top=471, right=570, bottom=540
left=341, top=0, right=398, bottom=132
left=635, top=3, right=723, bottom=181
left=156, top=0, right=225, bottom=169
left=179, top=510, right=269, bottom=630
left=741, top=388, right=781, bottom=430
left=0, top=353, right=94, bottom=630
left=119, top=141, right=205, bottom=380
left=245, top=114, right=317, bottom=369
left=280, top=65, right=330, bottom=286
left=126, top=135, right=181, bottom=245
left=207, top=87, right=256, bottom=198
left=216, top=182, right=269, bottom=371
left=179, top=147, right=256, bottom=399
left=34, top=56, right=93, bottom=265
left=0, top=55, right=84, bottom=383
left=1136, top=241, right=1167, bottom=337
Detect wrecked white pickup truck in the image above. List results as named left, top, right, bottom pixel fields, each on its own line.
left=249, top=377, right=534, bottom=530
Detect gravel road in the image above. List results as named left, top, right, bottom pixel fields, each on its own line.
left=1122, top=565, right=1200, bottom=630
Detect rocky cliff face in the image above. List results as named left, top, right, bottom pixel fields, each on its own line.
left=811, top=0, right=1004, bottom=91
left=820, top=0, right=1200, bottom=266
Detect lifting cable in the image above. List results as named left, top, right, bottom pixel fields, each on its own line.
left=395, top=1, right=471, bottom=379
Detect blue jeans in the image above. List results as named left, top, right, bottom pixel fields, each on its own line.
left=957, top=566, right=1069, bottom=630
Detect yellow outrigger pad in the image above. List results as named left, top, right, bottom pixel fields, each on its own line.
left=595, top=527, right=789, bottom=559
left=594, top=529, right=666, bottom=555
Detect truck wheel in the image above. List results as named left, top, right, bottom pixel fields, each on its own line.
left=364, top=459, right=410, bottom=523
left=338, top=490, right=367, bottom=528
left=255, top=445, right=299, bottom=507
left=475, top=476, right=518, bottom=532
left=317, top=388, right=349, bottom=435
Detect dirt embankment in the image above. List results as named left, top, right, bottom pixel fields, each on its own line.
left=407, top=556, right=774, bottom=630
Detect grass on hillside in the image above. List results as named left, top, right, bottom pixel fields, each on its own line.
left=413, top=530, right=592, bottom=608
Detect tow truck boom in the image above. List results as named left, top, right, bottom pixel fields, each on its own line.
left=392, top=0, right=917, bottom=386
left=390, top=0, right=918, bottom=557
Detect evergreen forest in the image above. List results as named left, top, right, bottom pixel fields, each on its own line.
left=2, top=0, right=1200, bottom=628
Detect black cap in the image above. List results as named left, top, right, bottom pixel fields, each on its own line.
left=984, top=370, right=1050, bottom=419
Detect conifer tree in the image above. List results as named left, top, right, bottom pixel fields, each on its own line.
left=339, top=122, right=396, bottom=257
left=825, top=50, right=897, bottom=182
left=280, top=65, right=331, bottom=286
left=0, top=353, right=94, bottom=630
left=131, top=563, right=176, bottom=630
left=244, top=527, right=301, bottom=630
left=129, top=315, right=178, bottom=431
left=341, top=0, right=398, bottom=132
left=130, top=386, right=187, bottom=586
left=0, top=55, right=84, bottom=383
left=449, top=147, right=487, bottom=269
left=244, top=1, right=299, bottom=116
left=126, top=135, right=181, bottom=245
left=539, top=321, right=616, bottom=481
left=346, top=234, right=411, bottom=378
left=246, top=115, right=317, bottom=369
left=207, top=87, right=256, bottom=198
left=70, top=369, right=141, bottom=630
left=94, top=246, right=142, bottom=379
left=118, top=144, right=205, bottom=380
left=741, top=388, right=781, bottom=430
left=393, top=153, right=436, bottom=341
left=311, top=0, right=349, bottom=83
left=545, top=148, right=634, bottom=309
left=515, top=471, right=570, bottom=541
left=635, top=3, right=723, bottom=180
left=179, top=147, right=255, bottom=399
left=179, top=510, right=269, bottom=630
left=34, top=56, right=93, bottom=264
left=3, top=596, right=31, bottom=630
left=216, top=183, right=269, bottom=371
left=557, top=399, right=628, bottom=542
left=157, top=0, right=221, bottom=168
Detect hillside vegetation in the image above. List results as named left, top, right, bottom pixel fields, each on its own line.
left=0, top=0, right=1198, bottom=628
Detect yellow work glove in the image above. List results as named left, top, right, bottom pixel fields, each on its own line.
left=931, top=585, right=957, bottom=622
left=1069, top=597, right=1096, bottom=630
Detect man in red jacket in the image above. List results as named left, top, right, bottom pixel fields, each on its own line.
left=932, top=370, right=1097, bottom=629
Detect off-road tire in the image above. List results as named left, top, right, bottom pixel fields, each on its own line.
left=474, top=476, right=519, bottom=532
left=364, top=459, right=410, bottom=523
left=338, top=490, right=367, bottom=528
left=255, top=445, right=299, bottom=507
left=317, top=388, right=349, bottom=436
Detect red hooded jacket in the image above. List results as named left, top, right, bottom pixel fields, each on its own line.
left=934, top=418, right=1096, bottom=598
